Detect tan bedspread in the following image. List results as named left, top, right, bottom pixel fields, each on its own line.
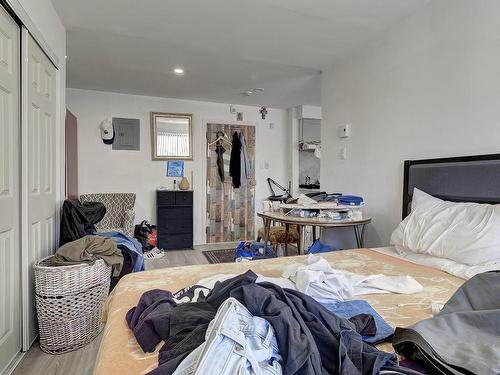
left=94, top=248, right=464, bottom=375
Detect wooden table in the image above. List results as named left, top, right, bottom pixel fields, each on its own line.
left=257, top=211, right=371, bottom=255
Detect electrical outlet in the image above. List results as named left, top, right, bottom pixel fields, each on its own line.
left=338, top=124, right=351, bottom=138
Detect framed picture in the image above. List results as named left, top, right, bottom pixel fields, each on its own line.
left=166, top=160, right=184, bottom=177
left=151, top=112, right=193, bottom=160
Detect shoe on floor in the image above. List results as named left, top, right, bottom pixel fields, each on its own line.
left=144, top=248, right=165, bottom=259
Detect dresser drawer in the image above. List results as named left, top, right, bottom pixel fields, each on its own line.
left=157, top=207, right=192, bottom=234
left=157, top=191, right=176, bottom=206
left=158, top=234, right=193, bottom=250
left=175, top=191, right=193, bottom=205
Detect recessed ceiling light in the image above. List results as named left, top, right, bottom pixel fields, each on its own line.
left=174, top=67, right=184, bottom=75
left=242, top=88, right=265, bottom=96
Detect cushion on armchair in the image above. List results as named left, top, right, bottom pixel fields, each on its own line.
left=80, top=193, right=136, bottom=236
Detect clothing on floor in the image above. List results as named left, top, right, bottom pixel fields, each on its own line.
left=215, top=142, right=226, bottom=182
left=173, top=297, right=282, bottom=375
left=392, top=270, right=500, bottom=375
left=239, top=132, right=250, bottom=187
left=321, top=300, right=394, bottom=344
left=53, top=235, right=123, bottom=276
left=283, top=254, right=423, bottom=302
left=97, top=231, right=144, bottom=272
left=59, top=199, right=106, bottom=246
left=229, top=131, right=242, bottom=188
left=110, top=244, right=137, bottom=291
left=218, top=273, right=397, bottom=375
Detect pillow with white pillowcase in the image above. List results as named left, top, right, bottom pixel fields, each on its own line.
left=390, top=188, right=500, bottom=266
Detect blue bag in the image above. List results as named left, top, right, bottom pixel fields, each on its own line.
left=338, top=195, right=364, bottom=206
left=308, top=239, right=334, bottom=254
left=234, top=241, right=274, bottom=262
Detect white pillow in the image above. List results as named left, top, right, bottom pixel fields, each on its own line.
left=390, top=188, right=500, bottom=266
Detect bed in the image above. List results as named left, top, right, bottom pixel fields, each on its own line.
left=94, top=153, right=500, bottom=374
left=94, top=248, right=464, bottom=374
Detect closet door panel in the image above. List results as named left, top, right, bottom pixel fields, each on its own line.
left=0, top=4, right=20, bottom=373
left=23, top=32, right=57, bottom=345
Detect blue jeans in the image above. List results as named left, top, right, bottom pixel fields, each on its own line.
left=173, top=297, right=282, bottom=375
left=321, top=299, right=394, bottom=344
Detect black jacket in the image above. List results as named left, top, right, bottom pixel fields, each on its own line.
left=229, top=131, right=242, bottom=188
left=59, top=199, right=106, bottom=246
left=207, top=271, right=396, bottom=375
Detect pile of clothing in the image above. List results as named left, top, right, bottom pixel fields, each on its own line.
left=56, top=199, right=145, bottom=289
left=59, top=199, right=106, bottom=246
left=126, top=255, right=429, bottom=375
left=54, top=231, right=145, bottom=290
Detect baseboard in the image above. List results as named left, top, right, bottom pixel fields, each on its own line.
left=1, top=350, right=25, bottom=375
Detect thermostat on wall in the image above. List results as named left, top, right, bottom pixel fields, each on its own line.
left=338, top=124, right=351, bottom=138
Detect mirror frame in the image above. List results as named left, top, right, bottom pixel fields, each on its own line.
left=150, top=112, right=193, bottom=160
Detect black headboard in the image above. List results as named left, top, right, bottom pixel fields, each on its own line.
left=402, top=153, right=500, bottom=219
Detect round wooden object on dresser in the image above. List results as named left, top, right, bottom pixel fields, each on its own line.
left=179, top=177, right=190, bottom=190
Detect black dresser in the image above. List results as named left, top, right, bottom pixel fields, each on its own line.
left=157, top=190, right=193, bottom=250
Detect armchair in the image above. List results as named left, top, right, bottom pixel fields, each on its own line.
left=79, top=193, right=136, bottom=237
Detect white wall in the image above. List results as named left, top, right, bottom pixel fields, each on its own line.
left=18, top=0, right=66, bottom=209
left=67, top=88, right=290, bottom=245
left=321, top=0, right=500, bottom=247
left=18, top=0, right=65, bottom=60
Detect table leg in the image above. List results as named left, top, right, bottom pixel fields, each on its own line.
left=359, top=224, right=367, bottom=248
left=312, top=226, right=317, bottom=242
left=353, top=224, right=366, bottom=248
left=263, top=218, right=271, bottom=244
left=298, top=225, right=303, bottom=255
left=284, top=223, right=290, bottom=257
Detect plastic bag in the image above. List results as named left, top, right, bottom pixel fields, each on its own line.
left=234, top=241, right=274, bottom=262
left=134, top=220, right=157, bottom=251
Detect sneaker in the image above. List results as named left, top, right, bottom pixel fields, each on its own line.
left=144, top=248, right=165, bottom=259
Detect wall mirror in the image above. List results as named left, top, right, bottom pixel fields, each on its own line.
left=151, top=112, right=193, bottom=160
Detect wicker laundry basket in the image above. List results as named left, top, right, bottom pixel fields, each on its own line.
left=33, top=256, right=112, bottom=354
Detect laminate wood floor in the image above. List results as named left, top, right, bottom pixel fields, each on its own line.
left=12, top=243, right=238, bottom=375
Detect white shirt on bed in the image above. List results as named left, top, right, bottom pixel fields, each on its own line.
left=282, top=254, right=423, bottom=302
left=184, top=255, right=422, bottom=304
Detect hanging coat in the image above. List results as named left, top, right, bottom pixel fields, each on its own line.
left=215, top=141, right=226, bottom=182
left=229, top=131, right=242, bottom=188
left=59, top=199, right=107, bottom=246
left=239, top=132, right=250, bottom=187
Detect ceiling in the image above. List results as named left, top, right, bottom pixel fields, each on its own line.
left=52, top=0, right=429, bottom=108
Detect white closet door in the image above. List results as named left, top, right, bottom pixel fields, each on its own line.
left=22, top=31, right=57, bottom=345
left=0, top=5, right=21, bottom=373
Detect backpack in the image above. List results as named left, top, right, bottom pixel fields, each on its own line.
left=134, top=220, right=157, bottom=251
